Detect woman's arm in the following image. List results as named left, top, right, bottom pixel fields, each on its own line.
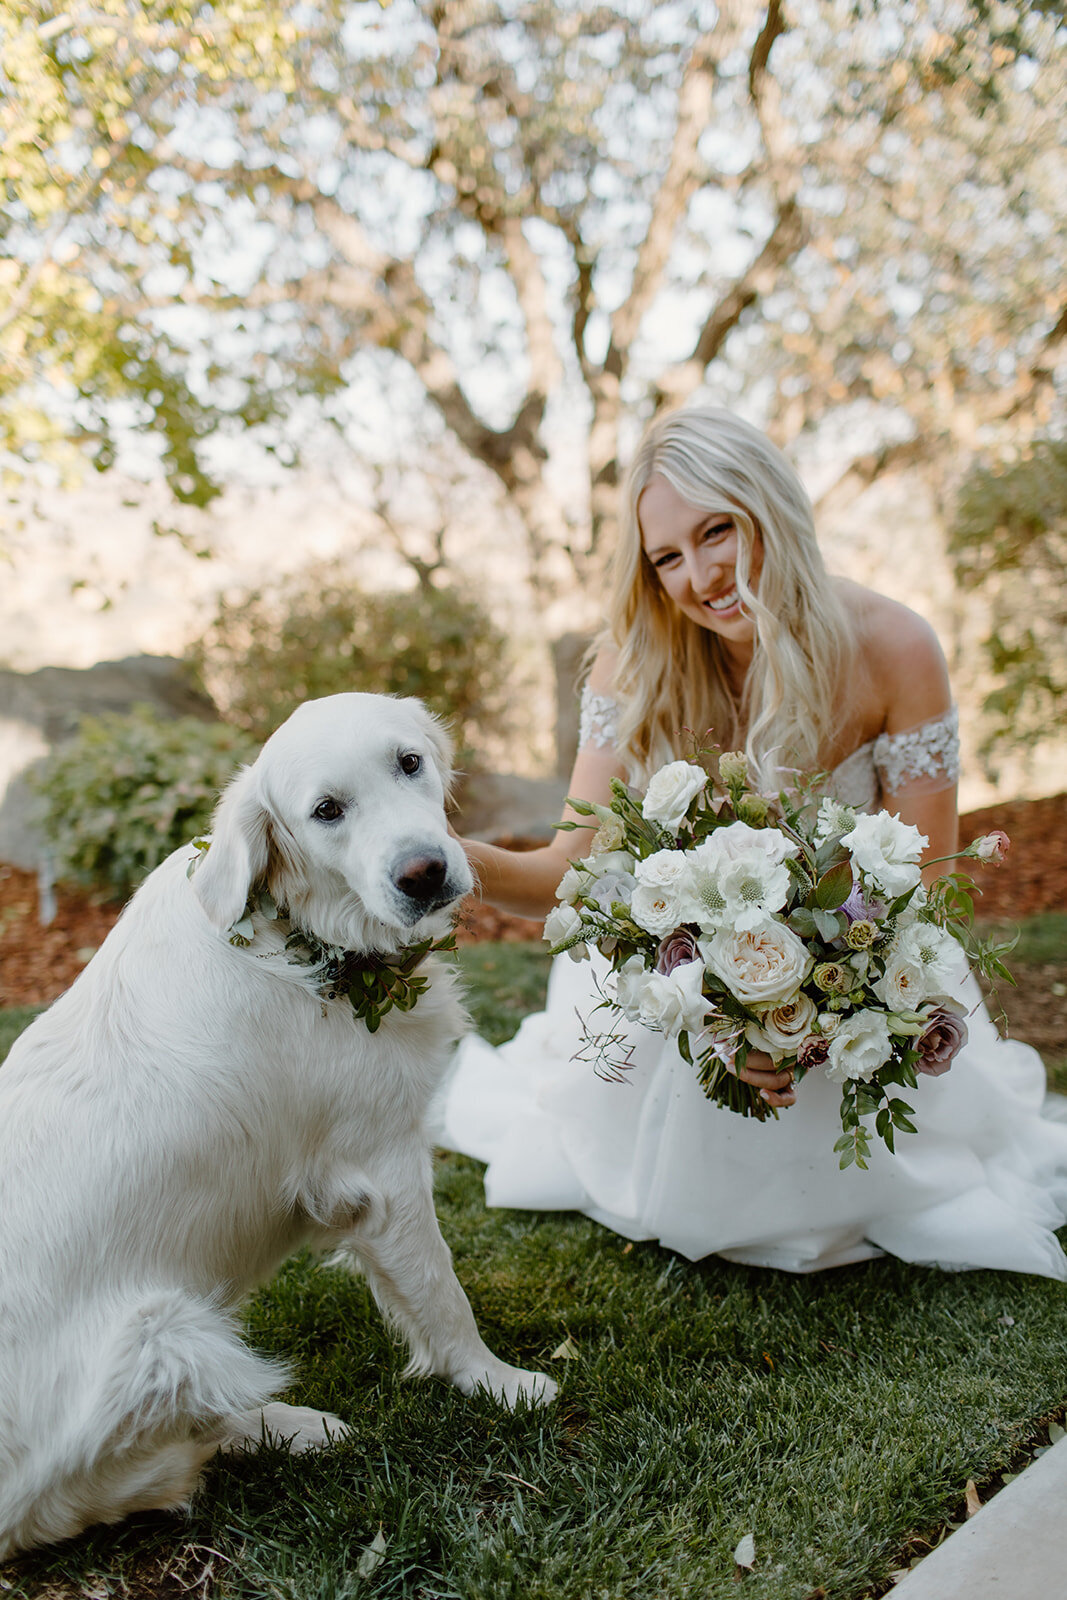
left=869, top=600, right=959, bottom=883
left=457, top=647, right=628, bottom=920
left=462, top=741, right=628, bottom=920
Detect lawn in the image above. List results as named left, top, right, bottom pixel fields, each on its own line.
left=1, top=933, right=1066, bottom=1599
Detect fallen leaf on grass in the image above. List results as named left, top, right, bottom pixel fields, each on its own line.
left=733, top=1532, right=756, bottom=1569
left=551, top=1335, right=580, bottom=1360
left=964, top=1480, right=981, bottom=1518
left=357, top=1528, right=388, bottom=1578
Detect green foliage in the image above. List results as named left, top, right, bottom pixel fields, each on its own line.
left=33, top=707, right=259, bottom=898
left=189, top=564, right=511, bottom=769
left=950, top=440, right=1067, bottom=771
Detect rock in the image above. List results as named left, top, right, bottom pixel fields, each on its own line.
left=0, top=655, right=217, bottom=870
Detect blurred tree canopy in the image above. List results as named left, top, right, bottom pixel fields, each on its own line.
left=2, top=0, right=1064, bottom=595
left=950, top=439, right=1067, bottom=773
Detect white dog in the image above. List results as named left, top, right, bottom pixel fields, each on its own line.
left=0, top=692, right=554, bottom=1560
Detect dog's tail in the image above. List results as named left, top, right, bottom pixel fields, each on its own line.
left=0, top=1288, right=286, bottom=1560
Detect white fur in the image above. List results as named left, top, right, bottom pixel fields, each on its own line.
left=0, top=693, right=555, bottom=1560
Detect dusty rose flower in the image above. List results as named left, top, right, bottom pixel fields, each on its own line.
left=972, top=830, right=1010, bottom=866
left=845, top=919, right=878, bottom=951
left=655, top=927, right=701, bottom=975
left=796, top=1034, right=831, bottom=1073
left=916, top=1006, right=969, bottom=1076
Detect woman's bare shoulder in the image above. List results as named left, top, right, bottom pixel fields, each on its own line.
left=834, top=580, right=951, bottom=730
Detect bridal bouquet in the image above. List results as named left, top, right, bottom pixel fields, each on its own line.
left=544, top=750, right=1014, bottom=1168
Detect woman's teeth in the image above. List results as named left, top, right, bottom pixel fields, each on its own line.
left=706, top=588, right=738, bottom=612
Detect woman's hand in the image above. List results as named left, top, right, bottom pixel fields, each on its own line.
left=736, top=1047, right=796, bottom=1108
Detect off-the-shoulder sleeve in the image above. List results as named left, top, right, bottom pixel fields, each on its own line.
left=578, top=682, right=620, bottom=752
left=873, top=705, right=960, bottom=796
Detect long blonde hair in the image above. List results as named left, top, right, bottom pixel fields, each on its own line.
left=602, top=405, right=856, bottom=787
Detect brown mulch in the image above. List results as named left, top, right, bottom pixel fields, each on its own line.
left=1, top=799, right=1064, bottom=1011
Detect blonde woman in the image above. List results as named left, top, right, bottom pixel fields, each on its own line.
left=440, top=405, right=1067, bottom=1276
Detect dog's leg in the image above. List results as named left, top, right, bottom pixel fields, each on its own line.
left=219, top=1403, right=352, bottom=1454
left=0, top=1290, right=285, bottom=1558
left=344, top=1184, right=557, bottom=1408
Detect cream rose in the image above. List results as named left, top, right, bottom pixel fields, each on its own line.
left=824, top=1009, right=894, bottom=1083
left=701, top=920, right=813, bottom=1009
left=746, top=992, right=818, bottom=1059
left=641, top=761, right=707, bottom=831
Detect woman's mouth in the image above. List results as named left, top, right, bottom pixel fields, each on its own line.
left=704, top=587, right=739, bottom=614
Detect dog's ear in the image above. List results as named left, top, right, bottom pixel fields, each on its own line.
left=189, top=764, right=272, bottom=931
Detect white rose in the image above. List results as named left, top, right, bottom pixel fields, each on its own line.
left=641, top=761, right=708, bottom=831
left=543, top=902, right=584, bottom=951
left=817, top=1010, right=842, bottom=1038
left=611, top=955, right=652, bottom=1019
left=555, top=864, right=593, bottom=904
left=701, top=920, right=813, bottom=1009
left=634, top=958, right=709, bottom=1039
left=746, top=992, right=818, bottom=1059
left=825, top=1009, right=894, bottom=1083
left=841, top=811, right=927, bottom=898
left=874, top=922, right=961, bottom=1009
left=634, top=848, right=690, bottom=889
left=630, top=881, right=688, bottom=938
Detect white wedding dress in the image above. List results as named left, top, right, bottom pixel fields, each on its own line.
left=439, top=696, right=1067, bottom=1278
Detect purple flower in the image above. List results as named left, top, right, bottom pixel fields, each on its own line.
left=655, top=927, right=700, bottom=975
left=916, top=1007, right=969, bottom=1076
left=842, top=882, right=885, bottom=924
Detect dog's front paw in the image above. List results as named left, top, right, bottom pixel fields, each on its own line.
left=223, top=1401, right=352, bottom=1454
left=455, top=1361, right=558, bottom=1408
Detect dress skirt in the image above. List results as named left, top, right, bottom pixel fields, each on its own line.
left=438, top=951, right=1067, bottom=1277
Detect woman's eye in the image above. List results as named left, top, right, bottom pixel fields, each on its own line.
left=702, top=519, right=734, bottom=541
left=399, top=752, right=421, bottom=776
left=312, top=798, right=344, bottom=822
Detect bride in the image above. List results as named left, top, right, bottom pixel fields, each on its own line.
left=440, top=404, right=1067, bottom=1277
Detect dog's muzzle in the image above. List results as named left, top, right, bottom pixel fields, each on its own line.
left=392, top=851, right=469, bottom=920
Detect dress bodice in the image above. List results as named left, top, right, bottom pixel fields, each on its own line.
left=577, top=687, right=960, bottom=813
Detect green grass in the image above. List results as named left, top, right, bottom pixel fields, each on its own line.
left=975, top=910, right=1067, bottom=966
left=2, top=931, right=1066, bottom=1599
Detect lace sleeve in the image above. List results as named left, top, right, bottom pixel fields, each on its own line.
left=873, top=705, right=960, bottom=796
left=578, top=683, right=620, bottom=752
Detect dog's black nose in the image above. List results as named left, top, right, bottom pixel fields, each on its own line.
left=394, top=854, right=449, bottom=903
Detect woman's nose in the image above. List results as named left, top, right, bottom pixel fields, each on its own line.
left=685, top=545, right=720, bottom=590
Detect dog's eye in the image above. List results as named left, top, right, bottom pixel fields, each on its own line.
left=399, top=752, right=421, bottom=776
left=312, top=798, right=344, bottom=822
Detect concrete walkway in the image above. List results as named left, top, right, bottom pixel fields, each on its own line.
left=891, top=1433, right=1067, bottom=1597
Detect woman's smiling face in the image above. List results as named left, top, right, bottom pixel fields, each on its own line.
left=638, top=474, right=762, bottom=660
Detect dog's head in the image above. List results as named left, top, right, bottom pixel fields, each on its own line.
left=190, top=693, right=473, bottom=951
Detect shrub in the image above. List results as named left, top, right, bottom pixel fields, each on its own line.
left=33, top=707, right=259, bottom=898
left=950, top=440, right=1067, bottom=773
left=187, top=564, right=511, bottom=768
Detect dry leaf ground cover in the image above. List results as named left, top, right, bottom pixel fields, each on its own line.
left=0, top=799, right=1065, bottom=1600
